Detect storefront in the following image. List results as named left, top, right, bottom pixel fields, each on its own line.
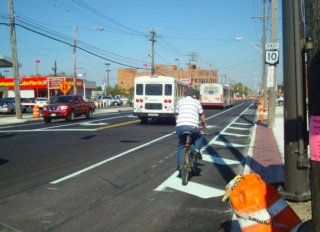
left=0, top=77, right=96, bottom=98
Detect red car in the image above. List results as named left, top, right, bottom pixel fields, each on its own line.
left=42, top=95, right=95, bottom=123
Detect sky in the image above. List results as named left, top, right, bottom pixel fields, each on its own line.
left=0, top=0, right=283, bottom=92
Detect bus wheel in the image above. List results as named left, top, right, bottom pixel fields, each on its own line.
left=141, top=117, right=148, bottom=124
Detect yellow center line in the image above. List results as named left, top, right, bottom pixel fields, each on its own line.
left=96, top=119, right=140, bottom=130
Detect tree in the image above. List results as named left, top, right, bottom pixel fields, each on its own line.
left=96, top=86, right=102, bottom=91
left=0, top=72, right=4, bottom=78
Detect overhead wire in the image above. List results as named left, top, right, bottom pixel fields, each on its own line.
left=0, top=21, right=149, bottom=70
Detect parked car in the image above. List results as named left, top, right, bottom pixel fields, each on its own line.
left=112, top=97, right=123, bottom=106
left=42, top=95, right=95, bottom=123
left=35, top=98, right=48, bottom=108
left=21, top=98, right=35, bottom=107
left=0, top=100, right=26, bottom=114
left=276, top=95, right=284, bottom=105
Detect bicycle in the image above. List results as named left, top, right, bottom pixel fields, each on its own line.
left=180, top=131, right=199, bottom=186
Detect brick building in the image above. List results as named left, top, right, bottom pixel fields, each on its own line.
left=118, top=63, right=219, bottom=92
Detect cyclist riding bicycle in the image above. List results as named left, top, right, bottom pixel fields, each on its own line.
left=175, top=87, right=206, bottom=171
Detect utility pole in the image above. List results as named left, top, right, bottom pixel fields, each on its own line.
left=252, top=0, right=269, bottom=110
left=146, top=28, right=161, bottom=76
left=278, top=0, right=311, bottom=202
left=105, top=63, right=110, bottom=96
left=267, top=0, right=278, bottom=128
left=188, top=52, right=199, bottom=86
left=73, top=25, right=77, bottom=95
left=52, top=61, right=57, bottom=77
left=306, top=0, right=320, bottom=229
left=8, top=0, right=22, bottom=119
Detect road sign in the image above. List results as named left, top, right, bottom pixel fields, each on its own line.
left=266, top=42, right=280, bottom=50
left=49, top=78, right=64, bottom=88
left=267, top=66, right=275, bottom=88
left=266, top=51, right=279, bottom=65
left=59, top=81, right=71, bottom=95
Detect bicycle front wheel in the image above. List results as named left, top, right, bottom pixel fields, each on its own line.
left=181, top=148, right=190, bottom=186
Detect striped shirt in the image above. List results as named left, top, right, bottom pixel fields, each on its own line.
left=175, top=96, right=203, bottom=128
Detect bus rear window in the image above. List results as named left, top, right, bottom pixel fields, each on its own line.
left=165, top=84, right=172, bottom=96
left=146, top=84, right=162, bottom=96
left=203, top=86, right=220, bottom=95
left=136, top=84, right=143, bottom=95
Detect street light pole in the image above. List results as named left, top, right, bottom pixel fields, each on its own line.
left=35, top=60, right=40, bottom=77
left=73, top=26, right=104, bottom=95
left=105, top=63, right=110, bottom=96
left=4, top=70, right=9, bottom=78
left=175, top=58, right=180, bottom=79
left=73, top=25, right=77, bottom=95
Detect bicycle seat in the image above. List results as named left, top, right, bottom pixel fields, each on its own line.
left=183, top=131, right=192, bottom=135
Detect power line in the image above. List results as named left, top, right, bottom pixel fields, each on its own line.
left=0, top=22, right=148, bottom=70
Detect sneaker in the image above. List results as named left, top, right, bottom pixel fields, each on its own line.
left=193, top=149, right=202, bottom=160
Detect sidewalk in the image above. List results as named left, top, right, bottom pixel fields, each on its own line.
left=232, top=106, right=311, bottom=231
left=0, top=106, right=132, bottom=126
left=252, top=106, right=311, bottom=221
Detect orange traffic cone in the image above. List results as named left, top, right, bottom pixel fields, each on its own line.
left=223, top=174, right=302, bottom=232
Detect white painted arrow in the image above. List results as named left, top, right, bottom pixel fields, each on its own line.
left=155, top=171, right=225, bottom=199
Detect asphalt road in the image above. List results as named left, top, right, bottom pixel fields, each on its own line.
left=0, top=100, right=256, bottom=232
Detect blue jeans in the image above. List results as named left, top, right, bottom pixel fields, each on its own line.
left=176, top=125, right=203, bottom=166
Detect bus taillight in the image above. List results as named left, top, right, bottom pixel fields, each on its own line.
left=136, top=99, right=139, bottom=103
left=140, top=99, right=143, bottom=103
left=140, top=105, right=143, bottom=108
left=164, top=106, right=167, bottom=109
left=164, top=99, right=168, bottom=103
left=168, top=99, right=172, bottom=103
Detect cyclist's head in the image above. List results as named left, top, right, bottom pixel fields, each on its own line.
left=185, top=87, right=195, bottom=98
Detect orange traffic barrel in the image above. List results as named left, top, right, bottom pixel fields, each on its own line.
left=259, top=113, right=265, bottom=121
left=33, top=105, right=40, bottom=118
left=223, top=174, right=302, bottom=232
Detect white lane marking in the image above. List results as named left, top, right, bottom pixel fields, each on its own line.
left=220, top=132, right=250, bottom=137
left=0, top=129, right=96, bottom=132
left=228, top=127, right=252, bottom=131
left=243, top=114, right=258, bottom=175
left=233, top=122, right=254, bottom=126
left=201, top=154, right=243, bottom=165
left=127, top=115, right=137, bottom=118
left=209, top=141, right=248, bottom=148
left=50, top=103, right=250, bottom=184
left=50, top=132, right=176, bottom=184
left=151, top=165, right=157, bottom=168
left=80, top=122, right=108, bottom=126
left=154, top=171, right=225, bottom=199
left=159, top=160, right=164, bottom=164
left=37, top=115, right=131, bottom=130
left=201, top=103, right=254, bottom=152
left=0, top=111, right=130, bottom=130
left=206, top=103, right=244, bottom=120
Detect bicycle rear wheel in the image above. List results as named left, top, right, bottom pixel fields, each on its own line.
left=181, top=148, right=190, bottom=186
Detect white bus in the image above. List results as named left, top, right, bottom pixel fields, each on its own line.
left=133, top=76, right=188, bottom=124
left=200, top=83, right=234, bottom=108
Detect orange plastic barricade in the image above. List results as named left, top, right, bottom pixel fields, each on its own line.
left=223, top=174, right=302, bottom=232
left=33, top=105, right=40, bottom=118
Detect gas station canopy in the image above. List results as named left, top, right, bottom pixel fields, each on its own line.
left=0, top=55, right=22, bottom=68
